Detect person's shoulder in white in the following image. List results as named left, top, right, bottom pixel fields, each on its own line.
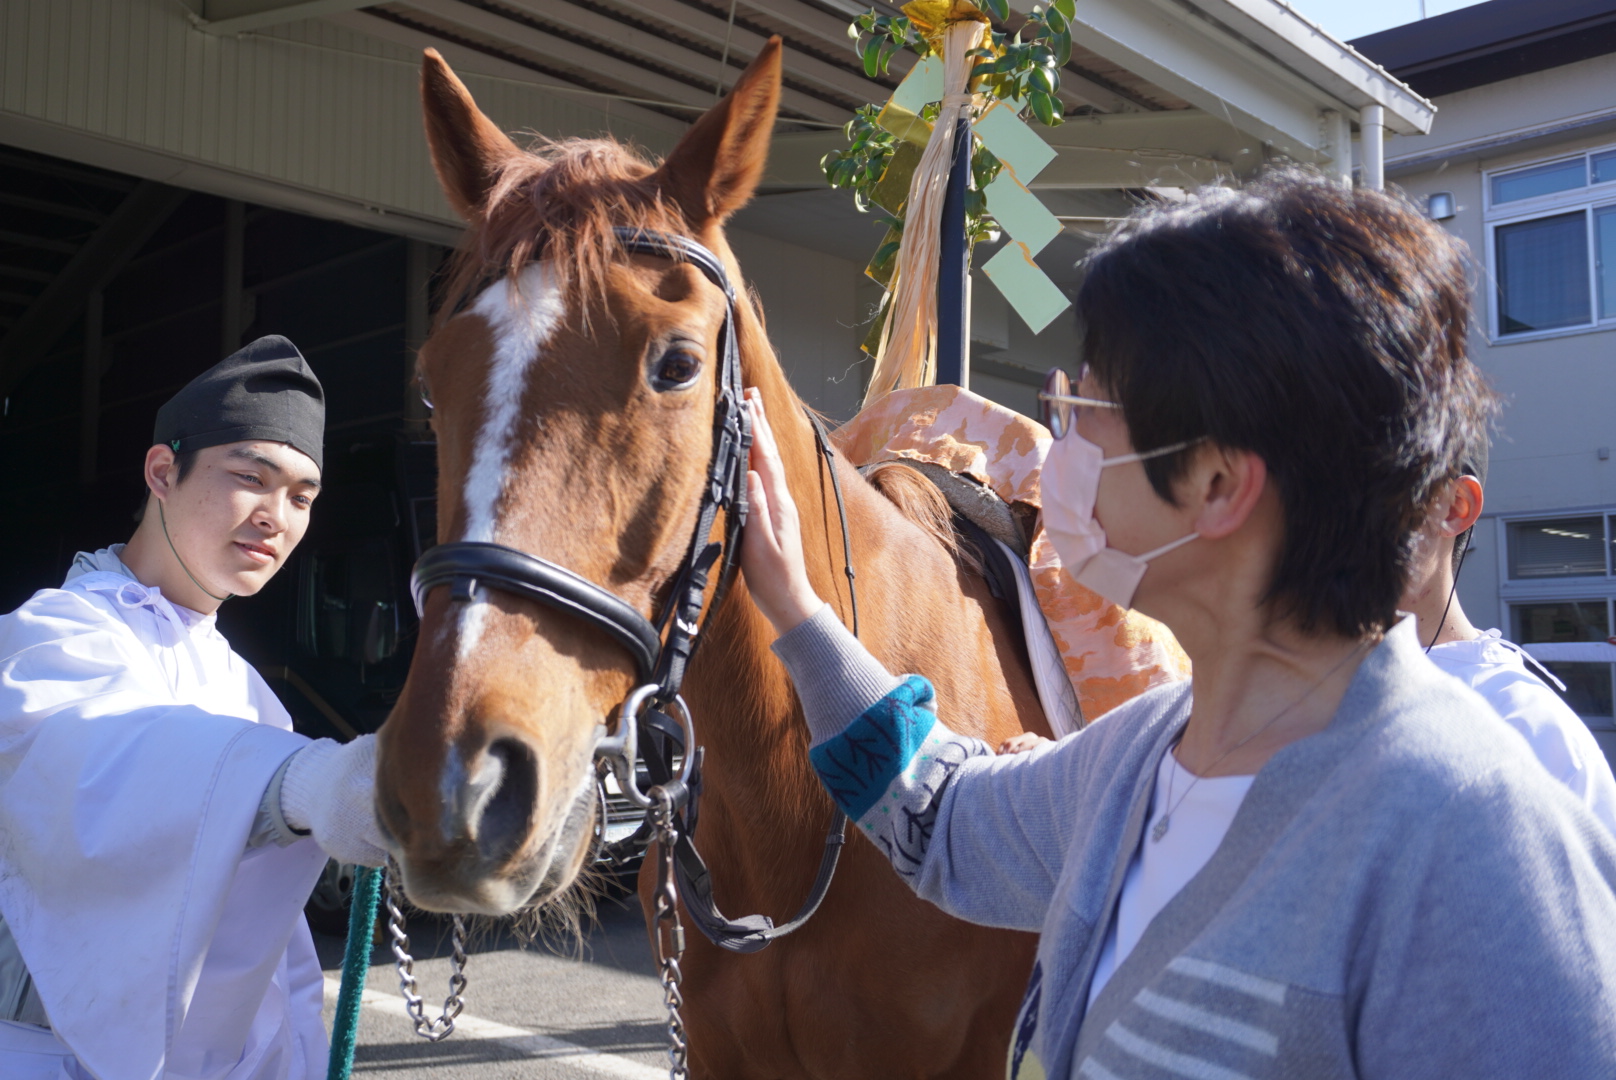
left=1428, top=628, right=1616, bottom=836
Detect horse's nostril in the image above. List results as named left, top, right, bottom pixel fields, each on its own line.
left=476, top=737, right=538, bottom=863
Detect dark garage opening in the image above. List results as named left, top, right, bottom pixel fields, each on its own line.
left=0, top=145, right=448, bottom=741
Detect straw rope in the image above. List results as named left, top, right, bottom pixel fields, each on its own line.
left=862, top=19, right=985, bottom=408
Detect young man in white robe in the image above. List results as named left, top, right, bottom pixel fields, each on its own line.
left=1404, top=443, right=1616, bottom=834
left=0, top=335, right=389, bottom=1079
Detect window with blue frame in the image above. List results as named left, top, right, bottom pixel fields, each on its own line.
left=1487, top=148, right=1616, bottom=339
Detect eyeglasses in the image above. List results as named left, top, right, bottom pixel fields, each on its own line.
left=1038, top=367, right=1120, bottom=440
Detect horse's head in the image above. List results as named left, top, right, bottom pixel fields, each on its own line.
left=375, top=43, right=782, bottom=914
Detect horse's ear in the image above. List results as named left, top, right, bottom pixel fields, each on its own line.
left=420, top=49, right=523, bottom=222
left=655, top=38, right=782, bottom=225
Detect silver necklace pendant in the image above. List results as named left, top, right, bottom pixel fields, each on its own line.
left=1151, top=815, right=1170, bottom=843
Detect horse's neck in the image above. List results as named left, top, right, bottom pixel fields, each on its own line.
left=686, top=372, right=1026, bottom=817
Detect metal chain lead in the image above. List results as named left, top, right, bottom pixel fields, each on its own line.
left=649, top=788, right=689, bottom=1079
left=384, top=862, right=468, bottom=1042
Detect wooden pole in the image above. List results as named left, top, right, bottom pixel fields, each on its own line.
left=936, top=113, right=971, bottom=389
left=404, top=240, right=434, bottom=432
left=78, top=291, right=102, bottom=486
left=221, top=200, right=245, bottom=355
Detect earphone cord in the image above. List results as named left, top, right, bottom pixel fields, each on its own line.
left=1426, top=525, right=1472, bottom=654
left=158, top=502, right=234, bottom=603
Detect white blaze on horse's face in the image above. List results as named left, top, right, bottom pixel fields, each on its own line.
left=455, top=263, right=565, bottom=659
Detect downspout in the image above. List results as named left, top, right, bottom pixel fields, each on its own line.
left=1360, top=104, right=1386, bottom=191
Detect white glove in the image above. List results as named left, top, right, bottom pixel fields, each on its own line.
left=277, top=734, right=390, bottom=868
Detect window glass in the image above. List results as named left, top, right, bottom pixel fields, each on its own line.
left=1493, top=158, right=1588, bottom=204
left=1496, top=212, right=1591, bottom=333
left=1512, top=601, right=1613, bottom=718
left=1599, top=205, right=1616, bottom=320
left=1593, top=150, right=1616, bottom=185
left=1507, top=516, right=1606, bottom=578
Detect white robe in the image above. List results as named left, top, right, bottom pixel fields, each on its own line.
left=0, top=551, right=329, bottom=1079
left=1429, top=627, right=1616, bottom=836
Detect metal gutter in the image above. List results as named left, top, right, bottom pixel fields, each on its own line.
left=1385, top=106, right=1616, bottom=177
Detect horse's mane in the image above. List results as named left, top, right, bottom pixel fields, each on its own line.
left=863, top=462, right=975, bottom=572
left=439, top=136, right=690, bottom=322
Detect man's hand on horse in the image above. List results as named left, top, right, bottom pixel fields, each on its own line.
left=741, top=389, right=824, bottom=636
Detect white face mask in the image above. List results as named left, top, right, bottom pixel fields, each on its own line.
left=1042, top=426, right=1200, bottom=610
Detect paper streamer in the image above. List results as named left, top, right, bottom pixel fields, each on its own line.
left=983, top=241, right=1070, bottom=334
left=972, top=99, right=1069, bottom=330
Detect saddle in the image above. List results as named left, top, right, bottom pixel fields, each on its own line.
left=861, top=459, right=1084, bottom=739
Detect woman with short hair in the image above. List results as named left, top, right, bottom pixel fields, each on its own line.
left=741, top=171, right=1616, bottom=1079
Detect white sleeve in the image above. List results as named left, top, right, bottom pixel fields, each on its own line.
left=0, top=589, right=313, bottom=1078
left=1471, top=665, right=1616, bottom=838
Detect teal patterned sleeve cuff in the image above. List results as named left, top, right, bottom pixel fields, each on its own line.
left=809, top=675, right=939, bottom=820
left=808, top=676, right=991, bottom=879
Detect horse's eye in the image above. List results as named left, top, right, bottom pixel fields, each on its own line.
left=650, top=348, right=702, bottom=392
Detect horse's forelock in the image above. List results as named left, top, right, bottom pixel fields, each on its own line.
left=438, top=136, right=690, bottom=324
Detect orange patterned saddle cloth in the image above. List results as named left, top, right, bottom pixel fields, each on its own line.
left=834, top=384, right=1190, bottom=726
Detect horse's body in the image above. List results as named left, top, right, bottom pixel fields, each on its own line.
left=376, top=41, right=1049, bottom=1077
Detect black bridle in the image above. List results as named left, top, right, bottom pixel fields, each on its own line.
left=409, top=227, right=849, bottom=954
left=412, top=226, right=752, bottom=703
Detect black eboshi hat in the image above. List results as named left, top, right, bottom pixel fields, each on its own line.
left=152, top=335, right=325, bottom=471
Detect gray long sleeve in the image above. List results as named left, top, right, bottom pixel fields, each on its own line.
left=770, top=604, right=903, bottom=744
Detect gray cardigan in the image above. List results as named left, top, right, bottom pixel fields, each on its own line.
left=774, top=611, right=1616, bottom=1079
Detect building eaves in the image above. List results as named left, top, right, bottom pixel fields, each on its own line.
left=1350, top=0, right=1616, bottom=98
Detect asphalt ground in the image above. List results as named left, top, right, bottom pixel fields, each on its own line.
left=316, top=885, right=674, bottom=1079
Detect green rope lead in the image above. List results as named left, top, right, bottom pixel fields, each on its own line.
left=328, top=865, right=383, bottom=1080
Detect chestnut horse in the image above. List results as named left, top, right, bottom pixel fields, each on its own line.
left=376, top=40, right=1051, bottom=1078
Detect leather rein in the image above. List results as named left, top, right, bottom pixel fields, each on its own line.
left=409, top=227, right=850, bottom=954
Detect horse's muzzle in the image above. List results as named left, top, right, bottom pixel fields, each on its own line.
left=380, top=733, right=596, bottom=915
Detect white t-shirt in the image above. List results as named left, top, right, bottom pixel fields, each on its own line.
left=1428, top=629, right=1616, bottom=837
left=1087, top=748, right=1256, bottom=1007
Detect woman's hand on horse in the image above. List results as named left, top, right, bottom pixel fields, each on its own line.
left=998, top=732, right=1053, bottom=755
left=741, top=389, right=824, bottom=636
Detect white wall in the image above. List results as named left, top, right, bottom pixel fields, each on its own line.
left=727, top=229, right=865, bottom=422
left=0, top=0, right=684, bottom=243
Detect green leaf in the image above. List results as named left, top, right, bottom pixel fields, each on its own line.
left=1029, top=64, right=1056, bottom=96
left=862, top=39, right=882, bottom=78
left=981, top=0, right=1010, bottom=21
left=1053, top=30, right=1072, bottom=67
left=1053, top=0, right=1076, bottom=20
left=1029, top=89, right=1058, bottom=126
left=971, top=147, right=1003, bottom=189
left=1030, top=43, right=1054, bottom=66
left=1044, top=4, right=1067, bottom=35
